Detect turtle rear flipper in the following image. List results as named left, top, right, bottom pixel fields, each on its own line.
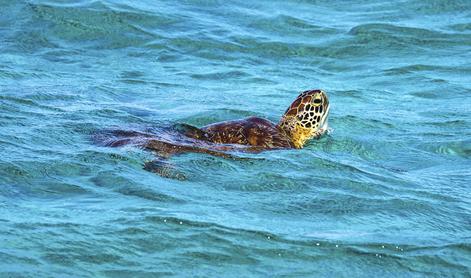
left=143, top=159, right=187, bottom=181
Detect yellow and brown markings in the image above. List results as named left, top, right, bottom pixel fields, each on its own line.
left=277, top=89, right=329, bottom=148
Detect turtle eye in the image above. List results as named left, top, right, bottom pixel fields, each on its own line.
left=312, top=98, right=322, bottom=106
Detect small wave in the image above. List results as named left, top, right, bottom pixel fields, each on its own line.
left=21, top=2, right=176, bottom=50
left=190, top=70, right=252, bottom=80
left=405, top=0, right=471, bottom=15
left=448, top=23, right=471, bottom=33
left=90, top=168, right=185, bottom=204
left=384, top=64, right=471, bottom=76
left=349, top=23, right=471, bottom=50
left=248, top=14, right=340, bottom=39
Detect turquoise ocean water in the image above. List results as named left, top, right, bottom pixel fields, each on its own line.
left=1, top=0, right=471, bottom=277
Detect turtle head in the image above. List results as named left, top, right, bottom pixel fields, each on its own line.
left=277, top=89, right=330, bottom=148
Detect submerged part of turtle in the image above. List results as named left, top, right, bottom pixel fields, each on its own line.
left=93, top=89, right=330, bottom=178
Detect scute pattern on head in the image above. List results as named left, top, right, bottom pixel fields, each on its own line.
left=277, top=89, right=329, bottom=148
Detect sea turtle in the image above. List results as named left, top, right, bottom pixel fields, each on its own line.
left=94, top=89, right=330, bottom=178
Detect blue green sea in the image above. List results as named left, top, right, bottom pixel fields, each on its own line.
left=1, top=0, right=471, bottom=277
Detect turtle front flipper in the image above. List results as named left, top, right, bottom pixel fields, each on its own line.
left=143, top=158, right=187, bottom=181
left=144, top=139, right=238, bottom=159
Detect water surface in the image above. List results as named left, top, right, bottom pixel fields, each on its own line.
left=1, top=0, right=471, bottom=277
